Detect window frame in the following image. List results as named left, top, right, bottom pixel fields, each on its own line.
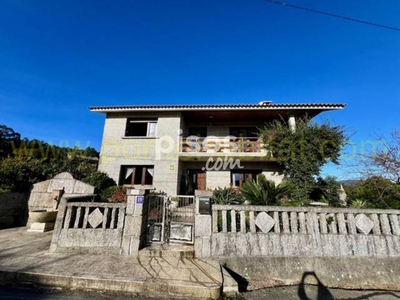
left=125, top=118, right=158, bottom=137
left=120, top=165, right=154, bottom=186
left=231, top=170, right=261, bottom=187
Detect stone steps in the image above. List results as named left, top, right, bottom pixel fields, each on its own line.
left=138, top=244, right=195, bottom=259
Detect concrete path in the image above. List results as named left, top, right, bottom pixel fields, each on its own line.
left=243, top=285, right=400, bottom=300
left=0, top=227, right=223, bottom=299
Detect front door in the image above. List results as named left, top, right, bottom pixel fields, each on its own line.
left=196, top=172, right=206, bottom=190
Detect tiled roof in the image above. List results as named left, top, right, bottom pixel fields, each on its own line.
left=90, top=103, right=345, bottom=112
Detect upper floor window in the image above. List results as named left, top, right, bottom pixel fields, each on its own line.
left=125, top=119, right=157, bottom=137
left=230, top=127, right=258, bottom=138
left=188, top=127, right=207, bottom=137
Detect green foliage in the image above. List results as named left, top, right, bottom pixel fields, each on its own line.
left=311, top=176, right=342, bottom=207
left=0, top=125, right=21, bottom=158
left=212, top=187, right=244, bottom=205
left=0, top=157, right=45, bottom=193
left=278, top=198, right=310, bottom=207
left=101, top=186, right=127, bottom=203
left=239, top=174, right=286, bottom=205
left=259, top=118, right=346, bottom=201
left=82, top=171, right=116, bottom=193
left=346, top=176, right=400, bottom=209
left=0, top=124, right=100, bottom=192
left=350, top=199, right=368, bottom=209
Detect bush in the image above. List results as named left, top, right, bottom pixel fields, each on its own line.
left=0, top=157, right=46, bottom=193
left=310, top=176, right=342, bottom=207
left=82, top=171, right=116, bottom=193
left=346, top=176, right=400, bottom=209
left=101, top=186, right=127, bottom=203
left=212, top=186, right=243, bottom=205
left=240, top=174, right=285, bottom=205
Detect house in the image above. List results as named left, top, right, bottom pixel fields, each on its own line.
left=90, top=102, right=344, bottom=196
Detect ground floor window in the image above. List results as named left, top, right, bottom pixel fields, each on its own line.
left=120, top=165, right=154, bottom=185
left=231, top=170, right=261, bottom=187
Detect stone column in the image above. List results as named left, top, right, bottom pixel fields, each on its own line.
left=194, top=190, right=213, bottom=258
left=121, top=189, right=147, bottom=255
left=288, top=115, right=296, bottom=132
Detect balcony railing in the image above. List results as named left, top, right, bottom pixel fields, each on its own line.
left=180, top=136, right=264, bottom=153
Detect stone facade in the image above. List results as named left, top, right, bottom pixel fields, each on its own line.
left=94, top=108, right=292, bottom=196
left=98, top=112, right=181, bottom=196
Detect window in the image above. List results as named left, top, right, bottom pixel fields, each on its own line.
left=230, top=127, right=258, bottom=138
left=188, top=127, right=207, bottom=137
left=231, top=170, right=261, bottom=187
left=120, top=165, right=154, bottom=185
left=125, top=119, right=157, bottom=137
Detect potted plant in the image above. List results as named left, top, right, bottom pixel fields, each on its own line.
left=170, top=196, right=180, bottom=208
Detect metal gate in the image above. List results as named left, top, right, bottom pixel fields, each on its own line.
left=146, top=195, right=195, bottom=244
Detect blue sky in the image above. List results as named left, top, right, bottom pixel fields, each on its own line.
left=1, top=0, right=399, bottom=179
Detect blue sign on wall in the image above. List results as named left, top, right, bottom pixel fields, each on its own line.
left=136, top=196, right=144, bottom=204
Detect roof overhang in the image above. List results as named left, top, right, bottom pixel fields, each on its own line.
left=90, top=103, right=345, bottom=113
left=90, top=103, right=345, bottom=121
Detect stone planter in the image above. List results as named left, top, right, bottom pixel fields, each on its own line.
left=28, top=210, right=58, bottom=232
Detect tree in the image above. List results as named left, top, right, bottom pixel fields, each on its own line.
left=0, top=125, right=21, bottom=158
left=0, top=157, right=45, bottom=193
left=259, top=118, right=346, bottom=201
left=368, top=129, right=400, bottom=184
left=0, top=124, right=101, bottom=193
left=345, top=176, right=400, bottom=209
left=311, top=176, right=341, bottom=207
left=343, top=128, right=400, bottom=184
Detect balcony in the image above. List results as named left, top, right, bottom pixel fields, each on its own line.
left=179, top=136, right=269, bottom=161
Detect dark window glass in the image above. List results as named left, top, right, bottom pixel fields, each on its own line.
left=188, top=127, right=207, bottom=137
left=120, top=165, right=154, bottom=185
left=125, top=119, right=157, bottom=137
left=229, top=127, right=258, bottom=138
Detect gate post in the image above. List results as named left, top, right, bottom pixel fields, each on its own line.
left=194, top=190, right=213, bottom=258
left=121, top=189, right=147, bottom=255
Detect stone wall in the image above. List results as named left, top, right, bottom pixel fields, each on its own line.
left=221, top=256, right=400, bottom=291
left=29, top=172, right=95, bottom=212
left=195, top=205, right=400, bottom=258
left=50, top=191, right=148, bottom=255
left=0, top=193, right=28, bottom=229
left=50, top=195, right=126, bottom=254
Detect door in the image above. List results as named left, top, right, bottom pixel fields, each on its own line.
left=196, top=172, right=206, bottom=190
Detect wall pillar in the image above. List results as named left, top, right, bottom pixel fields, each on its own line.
left=194, top=190, right=213, bottom=258
left=288, top=115, right=296, bottom=132
left=121, top=189, right=147, bottom=255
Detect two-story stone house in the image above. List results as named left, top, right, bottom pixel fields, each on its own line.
left=90, top=102, right=344, bottom=196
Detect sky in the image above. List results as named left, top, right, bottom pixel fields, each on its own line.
left=0, top=0, right=399, bottom=179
